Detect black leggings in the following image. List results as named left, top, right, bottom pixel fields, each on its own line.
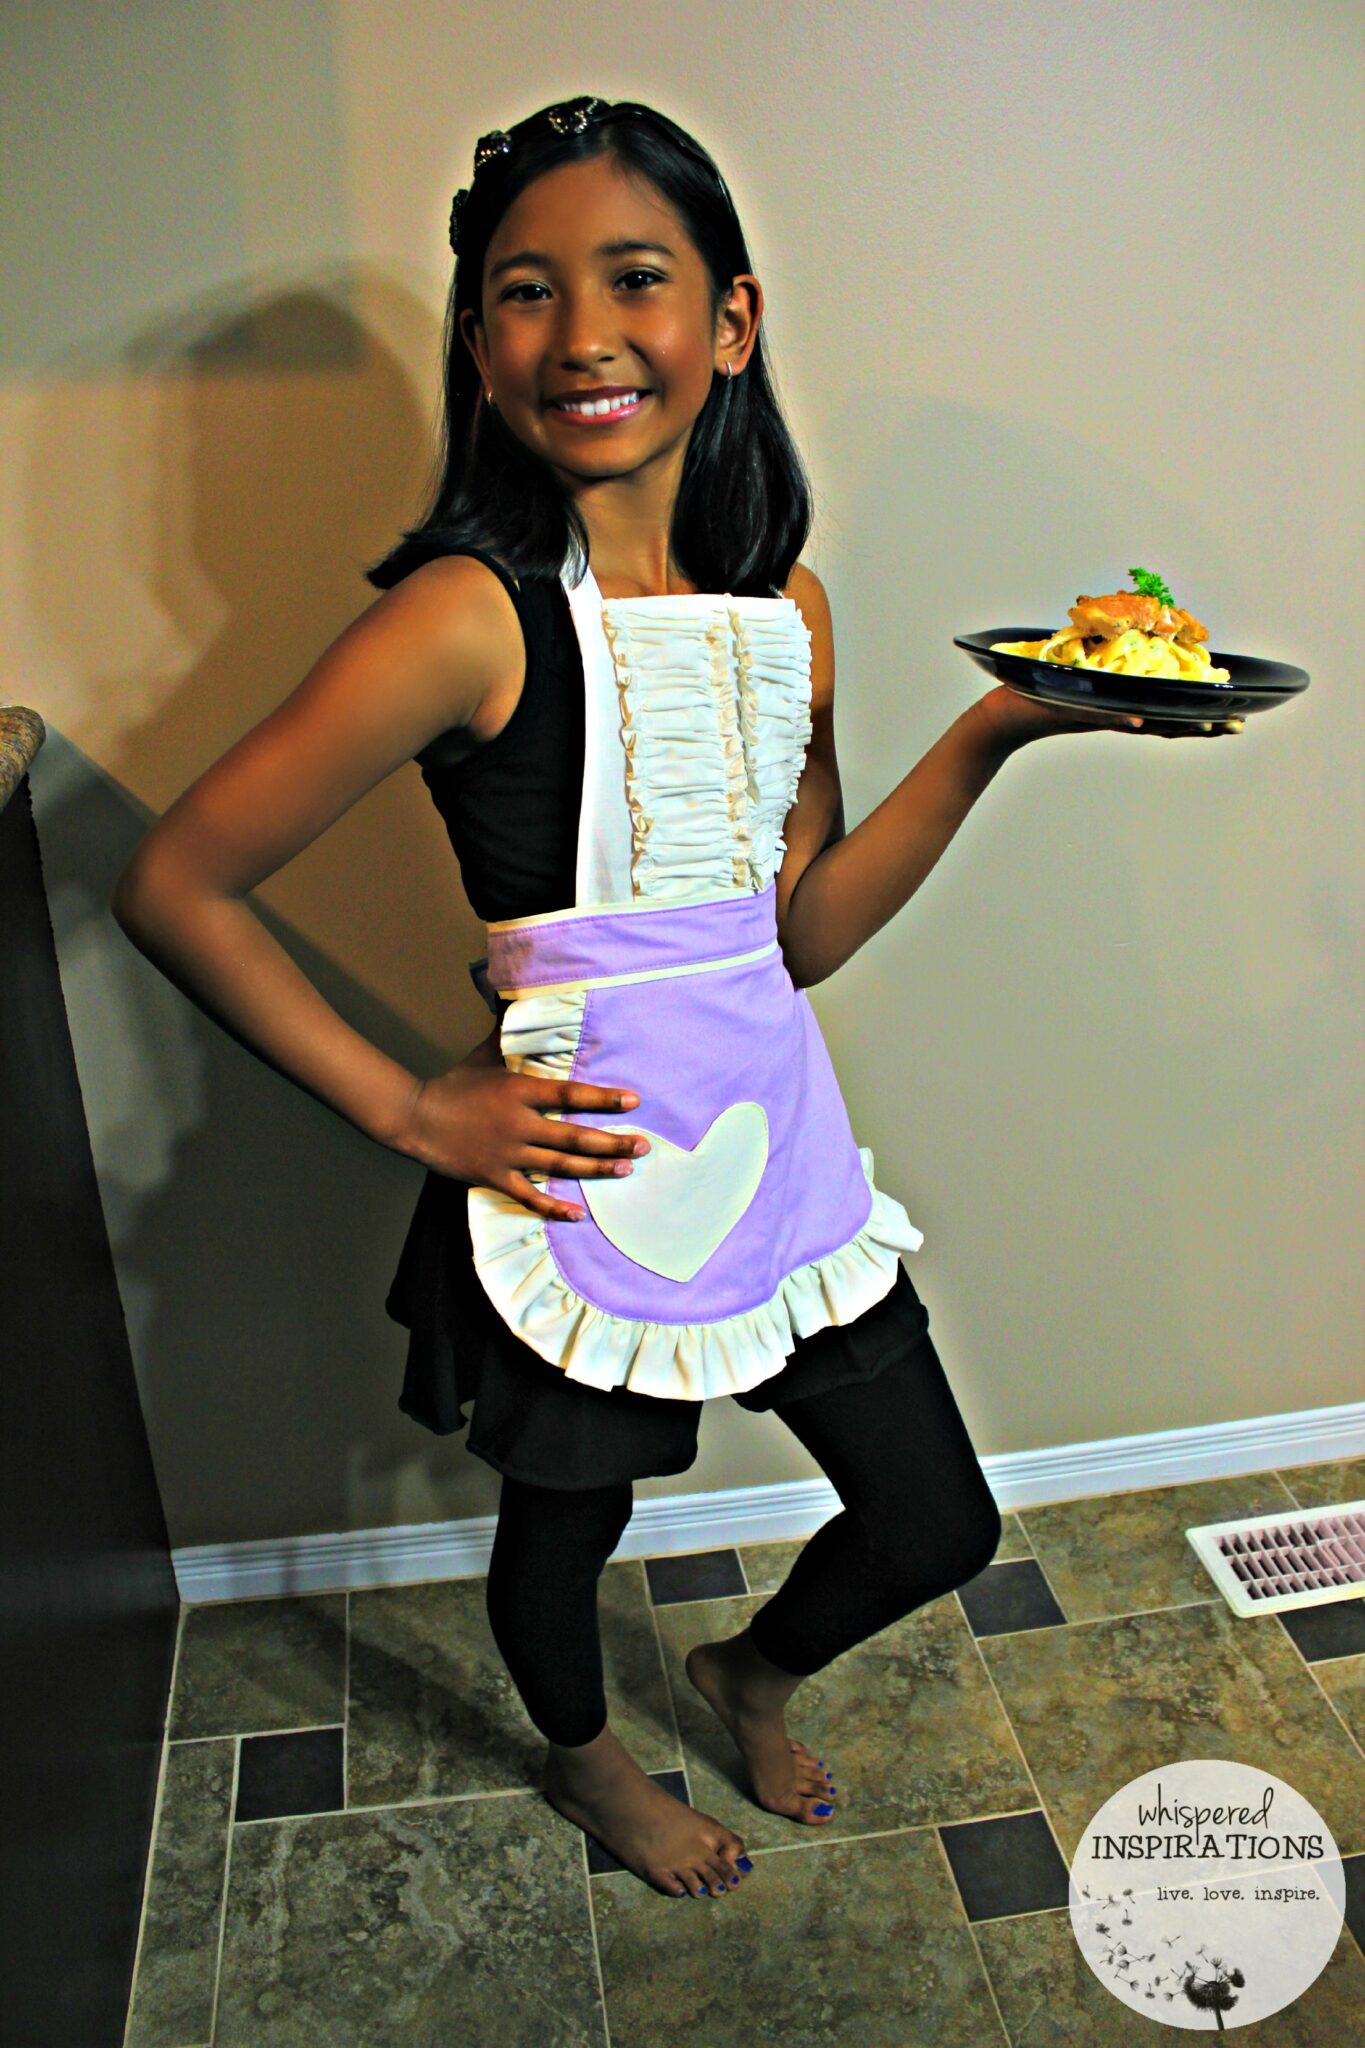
left=484, top=1328, right=1002, bottom=1746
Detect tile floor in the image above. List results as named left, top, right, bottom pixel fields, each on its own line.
left=125, top=1459, right=1365, bottom=2046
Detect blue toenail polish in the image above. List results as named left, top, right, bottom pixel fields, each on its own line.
left=736, top=1856, right=753, bottom=1871
left=814, top=1801, right=833, bottom=1815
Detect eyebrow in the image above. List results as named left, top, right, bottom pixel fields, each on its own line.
left=488, top=239, right=676, bottom=281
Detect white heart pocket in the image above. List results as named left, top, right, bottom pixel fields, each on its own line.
left=579, top=1102, right=769, bottom=1282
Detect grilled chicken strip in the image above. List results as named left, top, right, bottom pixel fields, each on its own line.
left=1068, top=592, right=1209, bottom=647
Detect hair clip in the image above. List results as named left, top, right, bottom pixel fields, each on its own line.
left=546, top=96, right=604, bottom=136
left=448, top=188, right=469, bottom=252
left=473, top=129, right=512, bottom=172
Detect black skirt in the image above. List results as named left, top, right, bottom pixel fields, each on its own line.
left=386, top=1166, right=931, bottom=1491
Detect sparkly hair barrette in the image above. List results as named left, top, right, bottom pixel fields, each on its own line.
left=448, top=98, right=607, bottom=253
left=444, top=95, right=735, bottom=254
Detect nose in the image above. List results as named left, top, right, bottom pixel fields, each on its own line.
left=553, top=289, right=620, bottom=372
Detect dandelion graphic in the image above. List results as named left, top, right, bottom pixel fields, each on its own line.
left=1075, top=1887, right=1249, bottom=2025
left=1180, top=1954, right=1246, bottom=2031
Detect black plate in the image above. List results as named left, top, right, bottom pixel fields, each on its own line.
left=954, top=628, right=1310, bottom=724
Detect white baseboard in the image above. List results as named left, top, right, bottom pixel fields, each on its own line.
left=171, top=1399, right=1365, bottom=1606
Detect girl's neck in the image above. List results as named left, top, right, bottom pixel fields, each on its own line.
left=570, top=475, right=696, bottom=600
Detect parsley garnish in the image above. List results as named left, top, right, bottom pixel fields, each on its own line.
left=1128, top=564, right=1175, bottom=607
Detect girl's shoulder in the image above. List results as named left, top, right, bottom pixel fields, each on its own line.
left=781, top=559, right=831, bottom=635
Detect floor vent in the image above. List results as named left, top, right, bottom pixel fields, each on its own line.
left=1185, top=1500, right=1365, bottom=1617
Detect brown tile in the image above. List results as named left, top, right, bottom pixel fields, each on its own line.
left=348, top=1577, right=541, bottom=1804
left=976, top=1901, right=1365, bottom=2044
left=594, top=1830, right=1003, bottom=2046
left=653, top=1592, right=1035, bottom=1849
left=169, top=1595, right=346, bottom=1740
left=215, top=1797, right=607, bottom=2046
left=736, top=1536, right=807, bottom=1595
left=995, top=1512, right=1034, bottom=1562
left=1276, top=1458, right=1365, bottom=1510
left=1312, top=1652, right=1365, bottom=1751
left=124, top=1739, right=233, bottom=2048
left=348, top=1563, right=681, bottom=1807
left=1018, top=1475, right=1299, bottom=1621
left=979, top=1603, right=1365, bottom=1863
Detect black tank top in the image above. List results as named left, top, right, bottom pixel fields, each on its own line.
left=413, top=549, right=583, bottom=924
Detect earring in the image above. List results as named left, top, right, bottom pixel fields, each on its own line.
left=725, top=362, right=733, bottom=380
left=486, top=389, right=497, bottom=409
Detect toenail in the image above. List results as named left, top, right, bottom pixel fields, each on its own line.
left=736, top=1856, right=753, bottom=1871
left=814, top=1801, right=833, bottom=1815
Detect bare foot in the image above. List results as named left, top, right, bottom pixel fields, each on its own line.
left=541, top=1721, right=753, bottom=1899
left=685, top=1635, right=838, bottom=1824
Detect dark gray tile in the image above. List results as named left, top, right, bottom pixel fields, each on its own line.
left=939, top=1810, right=1071, bottom=1920
left=584, top=1769, right=690, bottom=1876
left=1344, top=1853, right=1365, bottom=1958
left=957, top=1558, right=1067, bottom=1637
left=236, top=1727, right=344, bottom=1823
left=1278, top=1596, right=1365, bottom=1664
left=644, top=1548, right=746, bottom=1605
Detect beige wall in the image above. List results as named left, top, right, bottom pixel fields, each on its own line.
left=5, top=1, right=1361, bottom=1545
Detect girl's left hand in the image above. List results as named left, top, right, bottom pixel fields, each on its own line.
left=977, top=682, right=1245, bottom=749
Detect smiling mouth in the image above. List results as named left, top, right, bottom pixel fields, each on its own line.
left=548, top=390, right=650, bottom=421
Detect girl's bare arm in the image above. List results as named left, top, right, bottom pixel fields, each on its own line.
left=772, top=563, right=1017, bottom=989
left=774, top=566, right=1229, bottom=989
left=110, top=558, right=523, bottom=1148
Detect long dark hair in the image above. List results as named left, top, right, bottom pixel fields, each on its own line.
left=365, top=97, right=812, bottom=598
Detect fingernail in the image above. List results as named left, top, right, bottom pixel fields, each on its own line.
left=612, top=1160, right=634, bottom=1175
left=619, top=1092, right=640, bottom=1106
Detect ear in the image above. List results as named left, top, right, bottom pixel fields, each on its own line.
left=459, top=306, right=491, bottom=387
left=715, top=273, right=763, bottom=377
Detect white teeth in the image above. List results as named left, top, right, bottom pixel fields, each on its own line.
left=557, top=391, right=642, bottom=416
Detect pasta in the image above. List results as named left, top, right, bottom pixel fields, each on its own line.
left=994, top=572, right=1230, bottom=685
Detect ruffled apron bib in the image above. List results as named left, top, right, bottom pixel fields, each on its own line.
left=466, top=562, right=922, bottom=1403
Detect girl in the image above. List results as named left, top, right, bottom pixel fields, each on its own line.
left=111, top=95, right=1239, bottom=1906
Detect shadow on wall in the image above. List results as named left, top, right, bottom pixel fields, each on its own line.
left=25, top=279, right=510, bottom=1553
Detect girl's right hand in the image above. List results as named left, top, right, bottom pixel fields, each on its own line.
left=393, top=1051, right=650, bottom=1222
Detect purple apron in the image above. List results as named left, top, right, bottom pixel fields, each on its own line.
left=466, top=568, right=922, bottom=1402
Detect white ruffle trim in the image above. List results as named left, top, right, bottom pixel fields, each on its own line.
left=599, top=600, right=813, bottom=902
left=467, top=1144, right=925, bottom=1403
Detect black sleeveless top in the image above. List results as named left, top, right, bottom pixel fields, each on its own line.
left=385, top=547, right=930, bottom=1483
left=413, top=559, right=584, bottom=924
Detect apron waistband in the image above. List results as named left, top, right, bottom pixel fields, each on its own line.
left=487, top=882, right=779, bottom=998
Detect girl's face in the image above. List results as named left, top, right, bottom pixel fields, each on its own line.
left=461, top=153, right=760, bottom=493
